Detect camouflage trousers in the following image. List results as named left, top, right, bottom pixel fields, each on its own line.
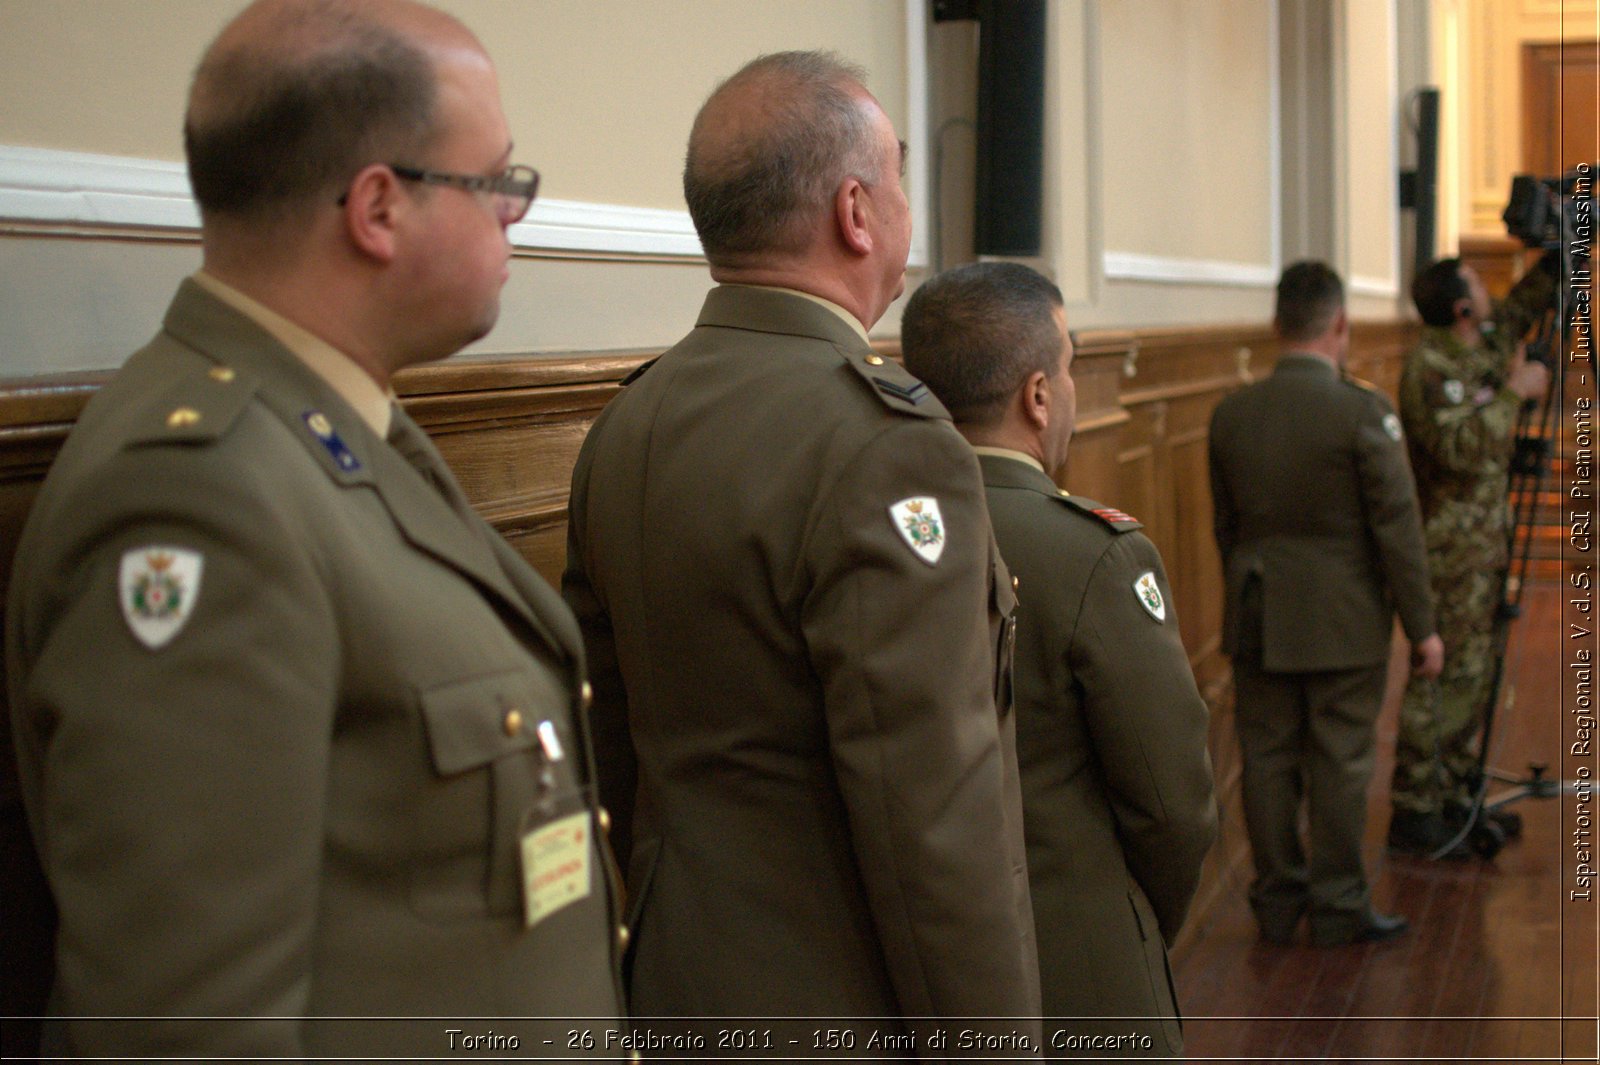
left=1390, top=564, right=1503, bottom=814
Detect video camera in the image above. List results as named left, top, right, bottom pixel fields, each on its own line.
left=1502, top=162, right=1596, bottom=250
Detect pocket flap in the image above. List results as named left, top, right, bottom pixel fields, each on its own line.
left=419, top=669, right=559, bottom=775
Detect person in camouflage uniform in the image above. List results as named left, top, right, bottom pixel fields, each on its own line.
left=1388, top=251, right=1557, bottom=856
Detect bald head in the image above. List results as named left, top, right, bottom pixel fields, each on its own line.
left=683, top=51, right=890, bottom=267
left=185, top=0, right=485, bottom=222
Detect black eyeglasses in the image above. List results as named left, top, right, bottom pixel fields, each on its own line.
left=339, top=163, right=540, bottom=224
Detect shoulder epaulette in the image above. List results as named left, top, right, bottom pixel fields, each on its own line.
left=1057, top=494, right=1143, bottom=533
left=124, top=361, right=256, bottom=448
left=620, top=357, right=659, bottom=387
left=840, top=348, right=946, bottom=419
left=1342, top=373, right=1382, bottom=394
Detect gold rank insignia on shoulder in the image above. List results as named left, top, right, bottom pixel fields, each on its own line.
left=889, top=496, right=945, bottom=565
left=119, top=546, right=204, bottom=649
left=1134, top=570, right=1166, bottom=623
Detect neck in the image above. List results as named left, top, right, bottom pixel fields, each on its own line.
left=1283, top=334, right=1343, bottom=369
left=1449, top=319, right=1483, bottom=346
left=961, top=424, right=1048, bottom=469
left=710, top=259, right=877, bottom=331
left=202, top=240, right=395, bottom=390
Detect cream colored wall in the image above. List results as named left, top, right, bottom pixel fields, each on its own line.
left=1341, top=0, right=1401, bottom=295
left=0, top=0, right=1430, bottom=374
left=1432, top=0, right=1599, bottom=242
left=0, top=0, right=907, bottom=211
left=0, top=0, right=908, bottom=375
left=1099, top=0, right=1275, bottom=267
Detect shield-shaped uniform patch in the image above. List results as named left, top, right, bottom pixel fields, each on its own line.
left=1133, top=570, right=1166, bottom=622
left=119, top=546, right=204, bottom=649
left=889, top=496, right=945, bottom=565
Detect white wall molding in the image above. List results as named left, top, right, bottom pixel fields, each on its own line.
left=1102, top=250, right=1277, bottom=288
left=1099, top=5, right=1280, bottom=294
left=2, top=5, right=934, bottom=267
left=0, top=144, right=711, bottom=257
left=1349, top=273, right=1401, bottom=297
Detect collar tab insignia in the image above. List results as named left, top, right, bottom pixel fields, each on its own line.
left=303, top=410, right=361, bottom=472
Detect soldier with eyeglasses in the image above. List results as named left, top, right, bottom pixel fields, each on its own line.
left=5, top=0, right=626, bottom=1057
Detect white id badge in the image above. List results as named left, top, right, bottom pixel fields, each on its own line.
left=520, top=811, right=593, bottom=929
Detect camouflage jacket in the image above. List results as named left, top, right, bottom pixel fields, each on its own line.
left=1398, top=263, right=1555, bottom=569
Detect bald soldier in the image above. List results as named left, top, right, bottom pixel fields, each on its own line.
left=6, top=1, right=624, bottom=1056
left=903, top=262, right=1217, bottom=1059
left=563, top=52, right=1041, bottom=1043
left=1209, top=261, right=1441, bottom=946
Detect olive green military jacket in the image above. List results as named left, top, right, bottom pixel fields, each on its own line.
left=6, top=281, right=625, bottom=1058
left=979, top=454, right=1216, bottom=1052
left=1209, top=354, right=1436, bottom=672
left=564, top=286, right=1041, bottom=1038
left=1400, top=263, right=1555, bottom=571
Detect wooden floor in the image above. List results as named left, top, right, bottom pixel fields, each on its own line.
left=1172, top=579, right=1598, bottom=1063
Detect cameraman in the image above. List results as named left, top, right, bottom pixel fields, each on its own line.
left=1387, top=250, right=1557, bottom=857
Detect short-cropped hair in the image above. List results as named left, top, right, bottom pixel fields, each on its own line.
left=1412, top=258, right=1470, bottom=327
left=683, top=51, right=882, bottom=265
left=1274, top=260, right=1345, bottom=343
left=902, top=262, right=1065, bottom=427
left=185, top=5, right=438, bottom=220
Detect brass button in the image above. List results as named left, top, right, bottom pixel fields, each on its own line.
left=617, top=925, right=630, bottom=951
left=1012, top=576, right=1020, bottom=590
left=208, top=366, right=235, bottom=383
left=502, top=708, right=524, bottom=737
left=598, top=807, right=612, bottom=833
left=166, top=407, right=201, bottom=429
left=579, top=680, right=594, bottom=710
left=865, top=353, right=885, bottom=366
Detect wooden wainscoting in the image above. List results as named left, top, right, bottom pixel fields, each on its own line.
left=0, top=318, right=1414, bottom=972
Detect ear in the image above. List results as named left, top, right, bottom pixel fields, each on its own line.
left=1021, top=369, right=1052, bottom=432
left=1331, top=306, right=1350, bottom=336
left=341, top=163, right=405, bottom=264
left=834, top=177, right=873, bottom=257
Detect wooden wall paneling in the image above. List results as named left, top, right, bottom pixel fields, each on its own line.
left=1056, top=333, right=1134, bottom=503
left=0, top=321, right=1415, bottom=976
left=397, top=352, right=653, bottom=586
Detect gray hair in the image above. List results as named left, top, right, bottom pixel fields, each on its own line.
left=683, top=51, right=886, bottom=265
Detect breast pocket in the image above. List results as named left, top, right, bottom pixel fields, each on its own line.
left=409, top=667, right=587, bottom=920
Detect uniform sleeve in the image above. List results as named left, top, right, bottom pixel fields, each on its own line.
left=1355, top=394, right=1436, bottom=643
left=1493, top=254, right=1558, bottom=350
left=9, top=447, right=338, bottom=1056
left=1208, top=404, right=1238, bottom=563
left=561, top=438, right=636, bottom=873
left=1072, top=533, right=1218, bottom=943
left=801, top=418, right=1039, bottom=1022
left=1399, top=343, right=1524, bottom=475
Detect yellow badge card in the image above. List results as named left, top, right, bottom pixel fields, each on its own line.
left=521, top=811, right=593, bottom=929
